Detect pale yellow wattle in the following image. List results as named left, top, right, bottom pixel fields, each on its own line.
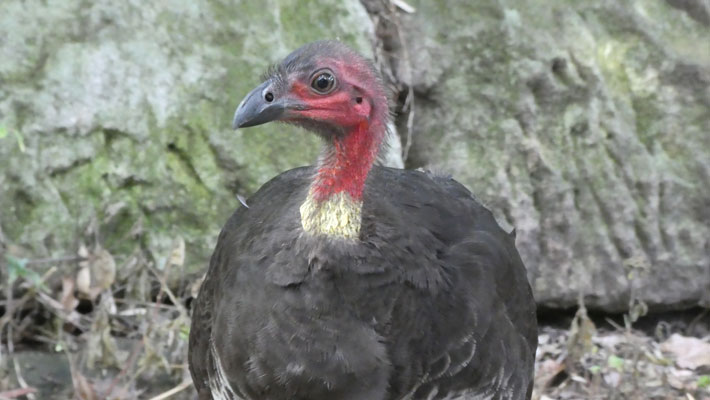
left=299, top=191, right=362, bottom=239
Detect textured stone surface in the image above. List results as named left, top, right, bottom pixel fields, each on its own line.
left=0, top=0, right=385, bottom=269
left=383, top=0, right=710, bottom=311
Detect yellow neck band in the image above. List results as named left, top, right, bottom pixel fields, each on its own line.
left=299, top=191, right=362, bottom=240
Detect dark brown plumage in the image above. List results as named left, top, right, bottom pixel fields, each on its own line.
left=189, top=40, right=537, bottom=400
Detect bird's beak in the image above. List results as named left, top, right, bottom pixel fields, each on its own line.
left=232, top=80, right=305, bottom=129
left=232, top=80, right=283, bottom=129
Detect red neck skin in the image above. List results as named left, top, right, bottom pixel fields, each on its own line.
left=310, top=120, right=385, bottom=202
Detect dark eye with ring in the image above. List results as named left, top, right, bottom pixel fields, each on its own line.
left=310, top=70, right=336, bottom=94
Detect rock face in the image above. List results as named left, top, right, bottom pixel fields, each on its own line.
left=0, top=0, right=387, bottom=268
left=1, top=0, right=707, bottom=311
left=375, top=0, right=709, bottom=311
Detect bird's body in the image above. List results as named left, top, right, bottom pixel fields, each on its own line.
left=189, top=41, right=537, bottom=400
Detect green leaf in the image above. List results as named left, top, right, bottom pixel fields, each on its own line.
left=608, top=355, right=624, bottom=371
left=698, top=375, right=710, bottom=389
left=0, top=125, right=7, bottom=139
left=6, top=255, right=28, bottom=285
left=588, top=365, right=601, bottom=374
left=179, top=325, right=190, bottom=340
left=6, top=255, right=46, bottom=290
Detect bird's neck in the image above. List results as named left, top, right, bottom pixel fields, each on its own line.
left=300, top=120, right=384, bottom=239
left=313, top=120, right=382, bottom=201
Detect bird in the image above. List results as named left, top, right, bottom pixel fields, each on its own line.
left=188, top=40, right=537, bottom=400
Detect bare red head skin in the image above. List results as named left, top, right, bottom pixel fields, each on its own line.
left=231, top=41, right=389, bottom=202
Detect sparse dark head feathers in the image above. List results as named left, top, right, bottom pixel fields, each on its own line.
left=265, top=40, right=385, bottom=100
left=281, top=40, right=373, bottom=73
left=261, top=40, right=354, bottom=83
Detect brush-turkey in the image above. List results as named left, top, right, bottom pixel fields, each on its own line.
left=188, top=40, right=537, bottom=400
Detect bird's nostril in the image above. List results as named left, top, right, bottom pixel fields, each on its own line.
left=265, top=92, right=274, bottom=102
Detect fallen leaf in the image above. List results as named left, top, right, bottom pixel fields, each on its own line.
left=167, top=237, right=185, bottom=268
left=70, top=364, right=97, bottom=400
left=698, top=375, right=710, bottom=389
left=604, top=370, right=621, bottom=387
left=661, top=334, right=710, bottom=370
left=593, top=333, right=625, bottom=350
left=76, top=244, right=116, bottom=300
left=60, top=276, right=79, bottom=311
left=566, top=302, right=597, bottom=369
left=0, top=387, right=38, bottom=398
left=536, top=358, right=566, bottom=388
left=76, top=266, right=91, bottom=297
left=91, top=246, right=116, bottom=293
left=608, top=355, right=625, bottom=372
left=668, top=367, right=695, bottom=390
left=78, top=244, right=89, bottom=259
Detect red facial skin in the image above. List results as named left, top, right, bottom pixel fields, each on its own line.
left=312, top=119, right=382, bottom=201
left=286, top=60, right=388, bottom=202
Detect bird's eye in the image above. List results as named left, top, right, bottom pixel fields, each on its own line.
left=310, top=70, right=336, bottom=94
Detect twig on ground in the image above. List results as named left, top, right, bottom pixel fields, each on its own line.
left=7, top=324, right=35, bottom=400
left=146, top=265, right=188, bottom=319
left=24, top=256, right=86, bottom=265
left=605, top=317, right=625, bottom=331
left=0, top=267, right=58, bottom=334
left=2, top=261, right=42, bottom=399
left=100, top=323, right=145, bottom=398
left=146, top=379, right=192, bottom=400
left=0, top=387, right=38, bottom=400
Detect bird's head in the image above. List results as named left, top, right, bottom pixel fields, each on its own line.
left=233, top=41, right=390, bottom=237
left=232, top=40, right=389, bottom=137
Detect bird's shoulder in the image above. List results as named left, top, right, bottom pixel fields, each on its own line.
left=225, top=166, right=314, bottom=226
left=364, top=166, right=505, bottom=244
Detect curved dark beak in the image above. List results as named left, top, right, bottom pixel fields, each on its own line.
left=232, top=80, right=286, bottom=129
